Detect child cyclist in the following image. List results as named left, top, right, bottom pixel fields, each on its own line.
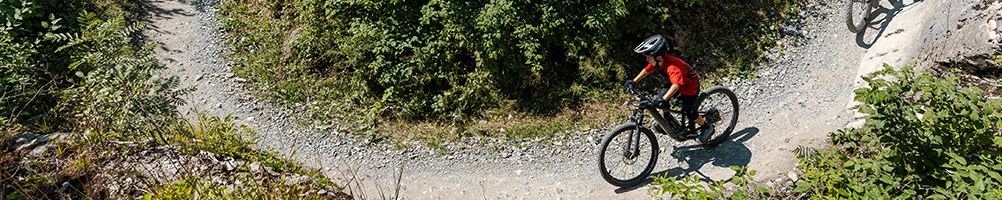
left=623, top=34, right=714, bottom=144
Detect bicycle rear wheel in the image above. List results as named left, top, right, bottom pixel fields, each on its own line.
left=695, top=86, right=739, bottom=147
left=846, top=0, right=873, bottom=33
left=597, top=123, right=659, bottom=187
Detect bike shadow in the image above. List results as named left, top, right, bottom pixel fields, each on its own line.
left=855, top=0, right=925, bottom=48
left=614, top=127, right=759, bottom=193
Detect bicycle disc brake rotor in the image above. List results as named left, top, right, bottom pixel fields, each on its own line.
left=619, top=143, right=638, bottom=164
left=704, top=108, right=720, bottom=124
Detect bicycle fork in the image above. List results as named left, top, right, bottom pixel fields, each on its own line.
left=629, top=126, right=642, bottom=158
left=626, top=109, right=645, bottom=159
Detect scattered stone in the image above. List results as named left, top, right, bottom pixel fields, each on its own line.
left=30, top=144, right=55, bottom=157
left=248, top=162, right=262, bottom=172
left=14, top=133, right=39, bottom=150
left=788, top=171, right=799, bottom=181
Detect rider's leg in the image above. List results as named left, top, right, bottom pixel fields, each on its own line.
left=680, top=94, right=713, bottom=142
left=656, top=86, right=669, bottom=112
left=652, top=87, right=670, bottom=133
left=678, top=94, right=700, bottom=128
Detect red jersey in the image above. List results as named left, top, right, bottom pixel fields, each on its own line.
left=643, top=55, right=700, bottom=96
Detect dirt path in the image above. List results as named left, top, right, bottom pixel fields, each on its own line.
left=143, top=0, right=995, bottom=199
left=142, top=0, right=302, bottom=155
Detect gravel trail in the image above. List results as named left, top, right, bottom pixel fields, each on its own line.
left=144, top=0, right=999, bottom=199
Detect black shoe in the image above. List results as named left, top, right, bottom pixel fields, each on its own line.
left=695, top=125, right=714, bottom=144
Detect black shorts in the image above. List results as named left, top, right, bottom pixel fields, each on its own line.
left=678, top=94, right=698, bottom=121
left=659, top=88, right=699, bottom=121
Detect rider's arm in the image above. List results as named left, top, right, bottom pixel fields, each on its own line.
left=632, top=70, right=649, bottom=82
left=633, top=63, right=657, bottom=82
left=663, top=84, right=680, bottom=100
left=663, top=65, right=683, bottom=100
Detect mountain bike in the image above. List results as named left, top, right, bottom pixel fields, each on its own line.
left=847, top=0, right=875, bottom=33
left=597, top=85, right=739, bottom=187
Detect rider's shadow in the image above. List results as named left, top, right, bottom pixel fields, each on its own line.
left=664, top=127, right=758, bottom=183
left=614, top=127, right=759, bottom=193
left=855, top=0, right=925, bottom=48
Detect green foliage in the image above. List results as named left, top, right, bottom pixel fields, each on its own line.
left=219, top=0, right=802, bottom=125
left=172, top=114, right=257, bottom=159
left=146, top=175, right=346, bottom=200
left=170, top=114, right=303, bottom=173
left=145, top=115, right=345, bottom=200
left=2, top=0, right=345, bottom=198
left=1, top=0, right=189, bottom=135
left=649, top=166, right=773, bottom=199
left=1, top=0, right=65, bottom=127
left=55, top=12, right=190, bottom=136
left=1, top=114, right=341, bottom=199
left=796, top=65, right=1002, bottom=199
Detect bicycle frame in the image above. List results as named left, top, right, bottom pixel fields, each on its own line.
left=626, top=89, right=697, bottom=145
left=632, top=100, right=691, bottom=142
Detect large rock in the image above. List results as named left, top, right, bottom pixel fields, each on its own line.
left=921, top=1, right=1002, bottom=70
left=936, top=51, right=1002, bottom=76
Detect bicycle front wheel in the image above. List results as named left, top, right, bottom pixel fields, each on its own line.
left=846, top=0, right=873, bottom=33
left=695, top=86, right=739, bottom=147
left=597, top=123, right=659, bottom=187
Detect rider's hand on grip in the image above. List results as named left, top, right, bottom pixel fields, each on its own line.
left=652, top=97, right=668, bottom=108
left=623, top=80, right=635, bottom=93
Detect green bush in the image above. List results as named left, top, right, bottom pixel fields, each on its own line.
left=220, top=0, right=802, bottom=123
left=54, top=12, right=190, bottom=135
left=649, top=166, right=773, bottom=199
left=795, top=65, right=1002, bottom=199
left=2, top=1, right=344, bottom=198
left=1, top=0, right=188, bottom=135
left=1, top=0, right=65, bottom=127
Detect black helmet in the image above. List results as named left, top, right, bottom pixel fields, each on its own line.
left=634, top=34, right=667, bottom=56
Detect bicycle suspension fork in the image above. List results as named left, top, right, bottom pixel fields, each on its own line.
left=629, top=108, right=645, bottom=158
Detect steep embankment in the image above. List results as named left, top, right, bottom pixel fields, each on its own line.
left=145, top=0, right=998, bottom=198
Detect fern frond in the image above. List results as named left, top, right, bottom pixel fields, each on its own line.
left=121, top=21, right=147, bottom=36
left=793, top=146, right=817, bottom=159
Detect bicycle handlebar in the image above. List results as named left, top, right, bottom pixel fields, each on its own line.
left=626, top=86, right=681, bottom=110
left=625, top=87, right=654, bottom=109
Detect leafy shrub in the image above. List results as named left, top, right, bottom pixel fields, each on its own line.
left=1, top=0, right=66, bottom=127
left=1, top=0, right=188, bottom=135
left=649, top=166, right=773, bottom=199
left=3, top=1, right=345, bottom=198
left=220, top=0, right=802, bottom=123
left=795, top=65, right=1002, bottom=199
left=54, top=11, right=190, bottom=135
